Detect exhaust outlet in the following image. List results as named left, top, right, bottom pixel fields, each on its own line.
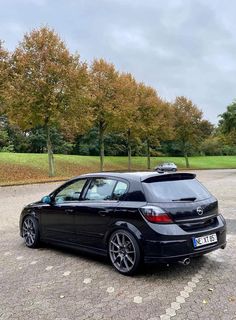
left=178, top=258, right=191, bottom=266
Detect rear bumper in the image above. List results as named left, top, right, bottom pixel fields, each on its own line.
left=144, top=241, right=227, bottom=263
left=143, top=220, right=227, bottom=263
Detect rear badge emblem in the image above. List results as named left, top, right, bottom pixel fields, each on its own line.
left=196, top=207, right=204, bottom=215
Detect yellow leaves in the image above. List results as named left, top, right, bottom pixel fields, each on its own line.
left=89, top=59, right=121, bottom=131
left=172, top=96, right=204, bottom=149
left=6, top=27, right=91, bottom=138
left=1, top=26, right=207, bottom=167
left=0, top=41, right=10, bottom=114
left=228, top=296, right=235, bottom=302
left=88, top=60, right=172, bottom=147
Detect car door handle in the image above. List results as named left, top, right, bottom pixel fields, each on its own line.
left=98, top=209, right=110, bottom=217
left=65, top=209, right=74, bottom=214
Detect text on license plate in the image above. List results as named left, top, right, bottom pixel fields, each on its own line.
left=193, top=233, right=217, bottom=248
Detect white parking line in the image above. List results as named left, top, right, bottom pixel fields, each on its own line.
left=133, top=296, right=143, bottom=304
left=45, top=266, right=53, bottom=271
left=3, top=252, right=11, bottom=256
left=83, top=278, right=92, bottom=284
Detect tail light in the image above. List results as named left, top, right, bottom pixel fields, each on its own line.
left=140, top=206, right=173, bottom=224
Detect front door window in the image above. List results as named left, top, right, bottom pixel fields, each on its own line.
left=55, top=179, right=87, bottom=204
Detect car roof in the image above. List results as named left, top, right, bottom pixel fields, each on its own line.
left=76, top=171, right=195, bottom=182
left=161, top=162, right=174, bottom=165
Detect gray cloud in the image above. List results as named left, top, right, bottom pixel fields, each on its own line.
left=0, top=0, right=235, bottom=123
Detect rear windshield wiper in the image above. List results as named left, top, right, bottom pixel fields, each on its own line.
left=172, top=197, right=197, bottom=202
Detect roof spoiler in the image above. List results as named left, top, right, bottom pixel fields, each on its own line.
left=142, top=173, right=196, bottom=183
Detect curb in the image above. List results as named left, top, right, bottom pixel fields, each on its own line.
left=0, top=179, right=67, bottom=188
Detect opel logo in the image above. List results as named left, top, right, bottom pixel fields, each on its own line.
left=196, top=207, right=204, bottom=215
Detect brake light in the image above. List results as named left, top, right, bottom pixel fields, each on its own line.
left=140, top=206, right=173, bottom=224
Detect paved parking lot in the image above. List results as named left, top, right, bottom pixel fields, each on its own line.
left=0, top=170, right=236, bottom=320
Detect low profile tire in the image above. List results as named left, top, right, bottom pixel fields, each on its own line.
left=108, top=230, right=141, bottom=276
left=22, top=216, right=40, bottom=248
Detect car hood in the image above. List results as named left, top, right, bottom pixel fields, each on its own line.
left=24, top=200, right=43, bottom=209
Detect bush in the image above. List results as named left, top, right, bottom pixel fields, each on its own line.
left=1, top=144, right=14, bottom=152
left=221, top=145, right=236, bottom=155
left=200, top=137, right=223, bottom=155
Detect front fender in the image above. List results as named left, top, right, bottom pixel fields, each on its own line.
left=19, top=208, right=40, bottom=237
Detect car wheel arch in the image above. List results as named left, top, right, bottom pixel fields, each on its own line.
left=21, top=214, right=41, bottom=248
left=104, top=221, right=143, bottom=250
left=20, top=211, right=39, bottom=234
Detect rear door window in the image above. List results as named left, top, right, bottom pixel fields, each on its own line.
left=143, top=178, right=211, bottom=202
left=54, top=179, right=87, bottom=203
left=85, top=178, right=117, bottom=200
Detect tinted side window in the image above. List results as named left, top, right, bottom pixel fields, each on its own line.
left=55, top=179, right=87, bottom=203
left=113, top=181, right=128, bottom=200
left=85, top=178, right=116, bottom=200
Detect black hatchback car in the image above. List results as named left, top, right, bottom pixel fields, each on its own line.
left=20, top=172, right=226, bottom=275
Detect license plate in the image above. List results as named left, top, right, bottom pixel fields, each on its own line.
left=193, top=233, right=217, bottom=248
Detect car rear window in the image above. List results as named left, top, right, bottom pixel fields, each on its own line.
left=143, top=178, right=211, bottom=202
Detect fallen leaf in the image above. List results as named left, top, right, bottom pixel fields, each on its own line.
left=228, top=297, right=235, bottom=302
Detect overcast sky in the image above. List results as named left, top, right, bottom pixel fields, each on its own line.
left=0, top=0, right=235, bottom=124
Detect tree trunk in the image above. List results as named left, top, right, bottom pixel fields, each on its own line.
left=184, top=153, right=190, bottom=168
left=46, top=126, right=55, bottom=177
left=127, top=128, right=131, bottom=171
left=147, top=140, right=151, bottom=170
left=99, top=121, right=105, bottom=172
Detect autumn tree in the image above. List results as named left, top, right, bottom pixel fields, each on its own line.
left=136, top=83, right=173, bottom=169
left=89, top=59, right=120, bottom=171
left=198, top=119, right=214, bottom=138
left=114, top=72, right=139, bottom=171
left=172, top=96, right=203, bottom=168
left=6, top=27, right=89, bottom=176
left=0, top=41, right=9, bottom=114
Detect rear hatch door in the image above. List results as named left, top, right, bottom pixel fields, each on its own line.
left=142, top=173, right=218, bottom=229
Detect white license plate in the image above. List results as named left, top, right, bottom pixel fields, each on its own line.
left=193, top=233, right=217, bottom=248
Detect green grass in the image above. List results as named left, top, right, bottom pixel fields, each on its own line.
left=0, top=152, right=236, bottom=185
left=103, top=155, right=236, bottom=169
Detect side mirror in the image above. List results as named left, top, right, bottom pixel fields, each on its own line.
left=41, top=195, right=52, bottom=204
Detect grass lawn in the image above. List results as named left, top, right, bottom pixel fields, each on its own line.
left=0, top=152, right=236, bottom=185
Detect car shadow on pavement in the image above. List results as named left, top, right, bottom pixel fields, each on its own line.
left=141, top=255, right=208, bottom=278
left=34, top=241, right=214, bottom=279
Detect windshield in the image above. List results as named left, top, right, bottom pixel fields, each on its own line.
left=143, top=178, right=211, bottom=202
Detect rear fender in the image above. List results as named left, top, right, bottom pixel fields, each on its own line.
left=104, top=221, right=143, bottom=246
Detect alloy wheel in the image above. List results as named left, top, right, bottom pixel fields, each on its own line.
left=109, top=231, right=137, bottom=273
left=22, top=217, right=36, bottom=247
